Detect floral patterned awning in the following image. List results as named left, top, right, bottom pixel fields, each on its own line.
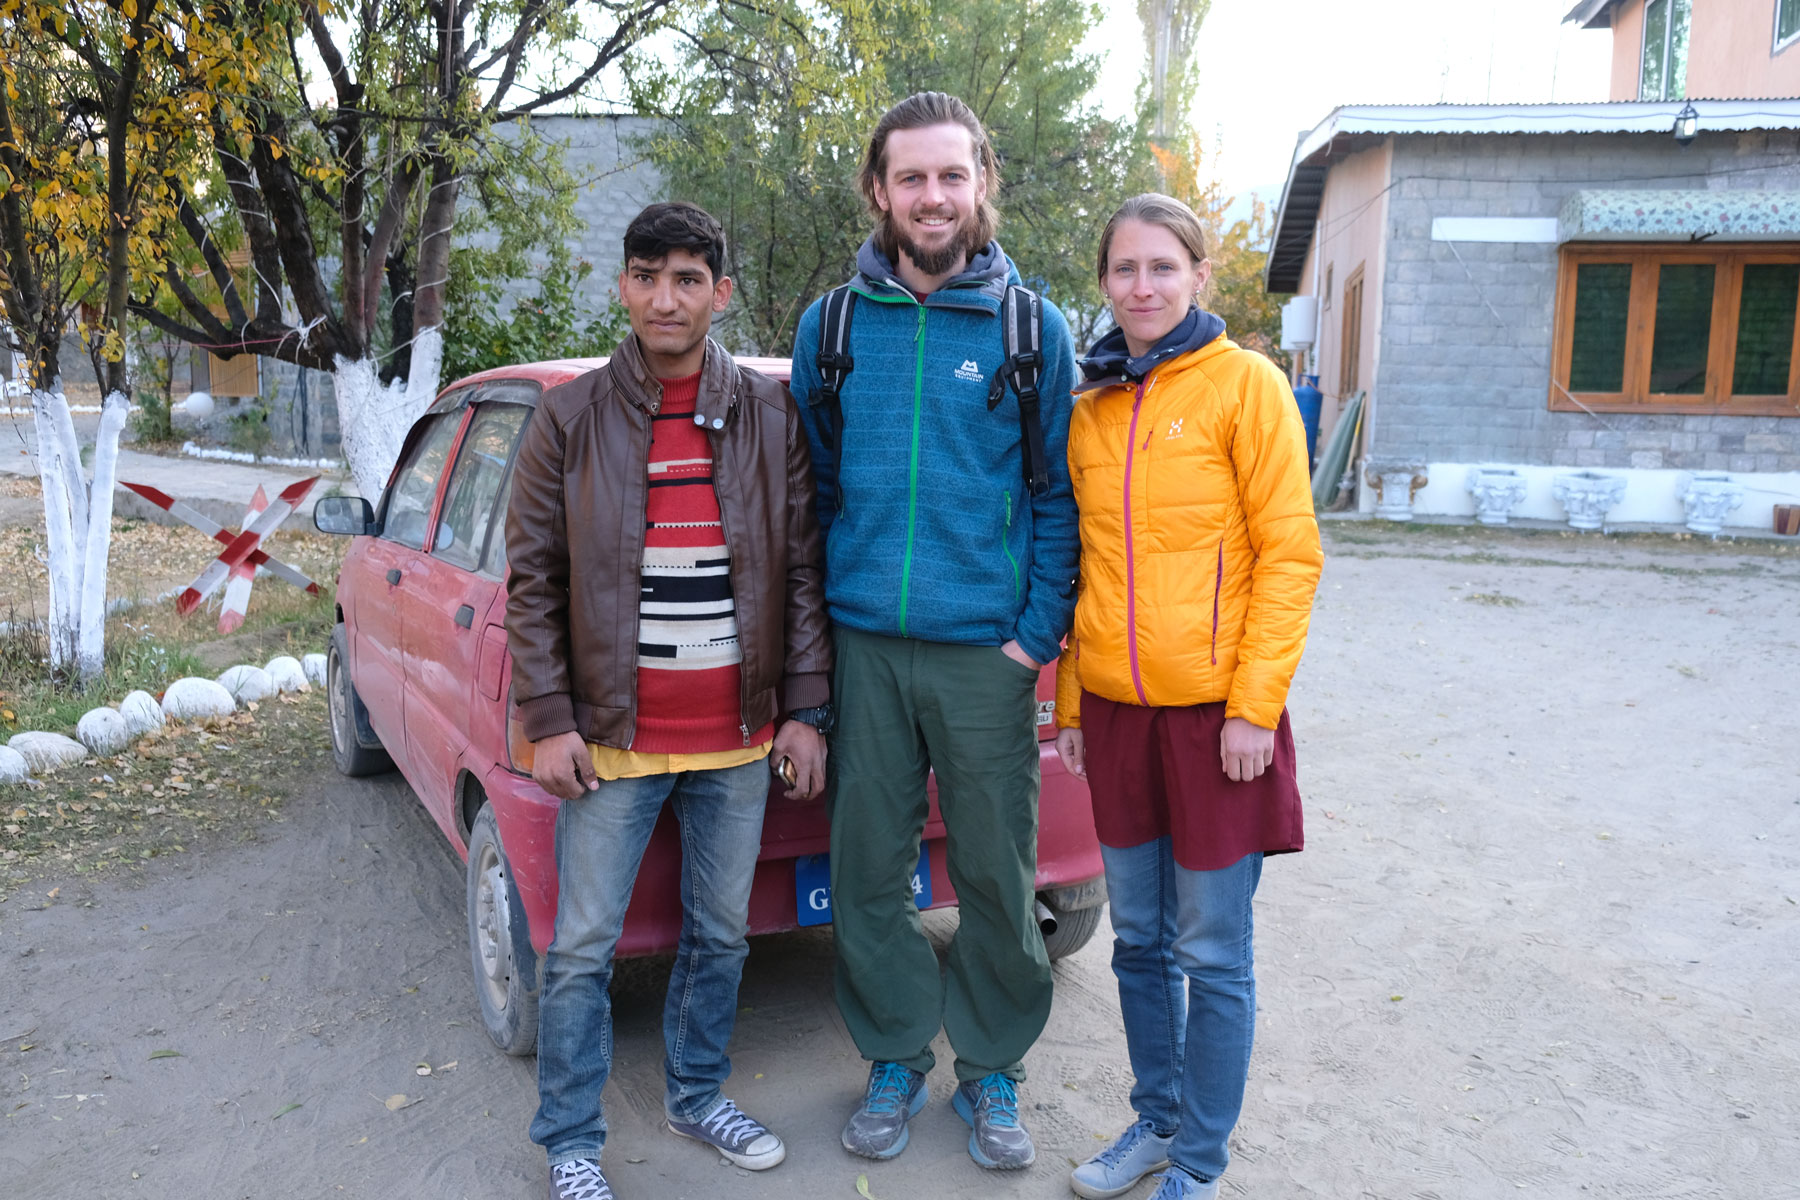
left=1559, top=190, right=1800, bottom=242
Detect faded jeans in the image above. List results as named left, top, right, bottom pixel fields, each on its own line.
left=1101, top=839, right=1263, bottom=1183
left=530, top=759, right=768, bottom=1165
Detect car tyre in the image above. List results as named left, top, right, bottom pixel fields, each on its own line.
left=327, top=623, right=392, bottom=777
left=1041, top=900, right=1103, bottom=961
left=467, top=802, right=540, bottom=1056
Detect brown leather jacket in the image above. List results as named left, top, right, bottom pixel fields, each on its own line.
left=504, top=334, right=831, bottom=748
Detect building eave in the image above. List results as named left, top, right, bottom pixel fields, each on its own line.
left=1263, top=98, right=1800, bottom=293
left=1562, top=0, right=1621, bottom=30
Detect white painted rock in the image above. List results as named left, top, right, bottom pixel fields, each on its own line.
left=77, top=707, right=132, bottom=756
left=302, top=653, right=327, bottom=689
left=161, top=677, right=238, bottom=722
left=217, top=665, right=276, bottom=706
left=0, top=746, right=28, bottom=785
left=264, top=655, right=309, bottom=694
left=119, top=690, right=165, bottom=737
left=6, top=731, right=89, bottom=773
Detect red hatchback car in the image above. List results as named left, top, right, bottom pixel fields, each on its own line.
left=314, top=356, right=1106, bottom=1057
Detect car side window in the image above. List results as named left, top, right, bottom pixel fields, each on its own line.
left=382, top=414, right=461, bottom=551
left=433, top=403, right=528, bottom=571
left=482, top=407, right=538, bottom=576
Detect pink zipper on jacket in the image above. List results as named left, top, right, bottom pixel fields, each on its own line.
left=1210, top=539, right=1223, bottom=666
left=1122, top=380, right=1150, bottom=705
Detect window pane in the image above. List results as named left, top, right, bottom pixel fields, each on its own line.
left=1648, top=263, right=1714, bottom=395
left=1640, top=0, right=1667, bottom=100
left=1668, top=0, right=1691, bottom=100
left=1569, top=263, right=1633, bottom=393
left=383, top=414, right=459, bottom=550
left=1783, top=0, right=1800, bottom=44
left=435, top=404, right=528, bottom=570
left=1732, top=264, right=1799, bottom=396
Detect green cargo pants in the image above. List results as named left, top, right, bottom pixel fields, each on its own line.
left=827, top=625, right=1052, bottom=1082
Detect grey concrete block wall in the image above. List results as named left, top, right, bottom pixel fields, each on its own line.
left=1372, top=130, right=1800, bottom=472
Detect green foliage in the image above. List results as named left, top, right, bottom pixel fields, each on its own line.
left=639, top=0, right=1155, bottom=356
left=225, top=401, right=274, bottom=459
left=442, top=261, right=632, bottom=383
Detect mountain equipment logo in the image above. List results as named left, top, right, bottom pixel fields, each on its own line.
left=954, top=359, right=984, bottom=383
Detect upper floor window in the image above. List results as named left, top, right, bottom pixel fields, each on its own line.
left=1779, top=0, right=1800, bottom=51
left=1640, top=0, right=1691, bottom=100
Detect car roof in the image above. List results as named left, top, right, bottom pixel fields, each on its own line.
left=443, top=355, right=793, bottom=399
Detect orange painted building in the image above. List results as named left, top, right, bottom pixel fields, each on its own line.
left=1567, top=0, right=1800, bottom=100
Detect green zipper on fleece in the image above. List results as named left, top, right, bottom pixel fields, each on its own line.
left=899, top=303, right=927, bottom=636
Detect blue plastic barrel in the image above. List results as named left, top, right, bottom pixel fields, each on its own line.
left=1293, top=374, right=1323, bottom=467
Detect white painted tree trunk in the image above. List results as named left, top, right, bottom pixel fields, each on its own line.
left=76, top=391, right=129, bottom=680
left=30, top=386, right=129, bottom=682
left=332, top=325, right=444, bottom=502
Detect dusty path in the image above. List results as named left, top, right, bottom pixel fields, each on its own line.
left=4, top=524, right=1798, bottom=1199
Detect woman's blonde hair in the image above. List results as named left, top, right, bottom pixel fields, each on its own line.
left=1095, top=193, right=1210, bottom=283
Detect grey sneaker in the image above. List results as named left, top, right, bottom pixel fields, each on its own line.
left=548, top=1158, right=613, bottom=1200
left=667, top=1097, right=786, bottom=1170
left=1147, top=1167, right=1220, bottom=1200
left=841, top=1061, right=928, bottom=1159
left=952, top=1073, right=1036, bottom=1170
left=1072, top=1119, right=1174, bottom=1198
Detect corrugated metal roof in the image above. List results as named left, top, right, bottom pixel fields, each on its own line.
left=1264, top=99, right=1800, bottom=292
left=1563, top=0, right=1621, bottom=30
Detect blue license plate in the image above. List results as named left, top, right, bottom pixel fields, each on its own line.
left=795, top=845, right=932, bottom=928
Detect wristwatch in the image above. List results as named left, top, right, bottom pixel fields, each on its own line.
left=787, top=703, right=837, bottom=735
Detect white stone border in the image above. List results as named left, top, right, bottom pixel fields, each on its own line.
left=1390, top=462, right=1800, bottom=532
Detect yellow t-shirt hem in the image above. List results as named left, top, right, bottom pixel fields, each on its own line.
left=587, top=741, right=772, bottom=782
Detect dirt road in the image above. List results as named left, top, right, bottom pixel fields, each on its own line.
left=4, top=523, right=1798, bottom=1199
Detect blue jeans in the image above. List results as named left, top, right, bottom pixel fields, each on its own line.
left=531, top=759, right=769, bottom=1165
left=1101, top=839, right=1263, bottom=1183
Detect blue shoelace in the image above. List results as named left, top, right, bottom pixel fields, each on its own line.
left=864, top=1062, right=915, bottom=1115
left=1095, top=1119, right=1158, bottom=1167
left=976, top=1073, right=1020, bottom=1129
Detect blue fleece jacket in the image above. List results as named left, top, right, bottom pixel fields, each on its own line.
left=788, top=237, right=1079, bottom=666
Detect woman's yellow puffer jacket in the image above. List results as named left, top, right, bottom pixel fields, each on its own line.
left=1055, top=335, right=1322, bottom=731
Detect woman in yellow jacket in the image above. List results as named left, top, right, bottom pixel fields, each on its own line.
left=1057, top=194, right=1322, bottom=1200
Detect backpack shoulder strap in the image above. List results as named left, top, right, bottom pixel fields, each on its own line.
left=811, top=285, right=856, bottom=455
left=987, top=284, right=1050, bottom=496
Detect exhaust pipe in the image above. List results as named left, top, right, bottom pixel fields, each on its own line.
left=1033, top=898, right=1057, bottom=937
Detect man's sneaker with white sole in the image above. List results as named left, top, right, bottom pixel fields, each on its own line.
left=667, top=1098, right=787, bottom=1170
left=1071, top=1118, right=1174, bottom=1198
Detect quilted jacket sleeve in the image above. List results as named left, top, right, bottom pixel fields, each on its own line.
left=1224, top=355, right=1323, bottom=729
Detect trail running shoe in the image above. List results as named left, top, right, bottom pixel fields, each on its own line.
left=840, top=1061, right=928, bottom=1159
left=952, top=1072, right=1036, bottom=1170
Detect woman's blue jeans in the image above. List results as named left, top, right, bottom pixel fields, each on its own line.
left=1100, top=839, right=1263, bottom=1182
left=530, top=759, right=768, bottom=1165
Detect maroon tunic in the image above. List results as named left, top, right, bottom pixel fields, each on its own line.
left=1080, top=690, right=1304, bottom=872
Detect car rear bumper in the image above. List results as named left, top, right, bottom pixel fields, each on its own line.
left=484, top=740, right=1102, bottom=960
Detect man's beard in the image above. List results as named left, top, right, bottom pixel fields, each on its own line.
left=890, top=214, right=981, bottom=278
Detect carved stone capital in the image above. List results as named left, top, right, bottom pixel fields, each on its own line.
left=1552, top=471, right=1627, bottom=531
left=1677, top=473, right=1744, bottom=534
left=1364, top=457, right=1428, bottom=521
left=1466, top=468, right=1528, bottom=526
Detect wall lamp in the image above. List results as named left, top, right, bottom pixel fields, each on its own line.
left=1672, top=102, right=1699, bottom=145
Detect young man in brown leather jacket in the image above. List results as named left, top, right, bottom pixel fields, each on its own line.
left=504, top=201, right=832, bottom=1200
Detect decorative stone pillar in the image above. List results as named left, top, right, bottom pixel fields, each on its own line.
left=1364, top=457, right=1428, bottom=521
left=1552, top=471, right=1627, bottom=531
left=1677, top=472, right=1744, bottom=535
left=1466, top=467, right=1528, bottom=526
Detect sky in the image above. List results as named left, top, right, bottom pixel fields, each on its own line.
left=1085, top=0, right=1616, bottom=201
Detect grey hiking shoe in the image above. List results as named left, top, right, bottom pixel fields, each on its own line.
left=952, top=1073, right=1036, bottom=1169
left=667, top=1097, right=786, bottom=1170
left=1147, top=1167, right=1220, bottom=1200
left=841, top=1061, right=928, bottom=1159
left=548, top=1158, right=613, bottom=1200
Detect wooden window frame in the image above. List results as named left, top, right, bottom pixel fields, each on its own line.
left=1550, top=242, right=1800, bottom=417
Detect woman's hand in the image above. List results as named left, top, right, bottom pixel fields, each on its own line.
left=1055, top=727, right=1086, bottom=780
left=1219, top=717, right=1274, bottom=782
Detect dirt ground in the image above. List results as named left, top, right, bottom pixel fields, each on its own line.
left=3, top=522, right=1798, bottom=1200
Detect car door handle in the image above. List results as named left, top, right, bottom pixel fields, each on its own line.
left=454, top=605, right=474, bottom=629
left=386, top=568, right=402, bottom=585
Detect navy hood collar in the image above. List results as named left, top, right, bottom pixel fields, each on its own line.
left=855, top=236, right=1012, bottom=293
left=1079, top=307, right=1226, bottom=385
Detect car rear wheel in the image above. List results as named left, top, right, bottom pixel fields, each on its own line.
left=1040, top=898, right=1104, bottom=962
left=327, top=623, right=392, bottom=777
left=468, top=802, right=540, bottom=1056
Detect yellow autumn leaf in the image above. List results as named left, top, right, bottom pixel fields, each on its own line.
left=121, top=0, right=136, bottom=17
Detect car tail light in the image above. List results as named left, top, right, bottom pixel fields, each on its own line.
left=506, top=707, right=536, bottom=775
